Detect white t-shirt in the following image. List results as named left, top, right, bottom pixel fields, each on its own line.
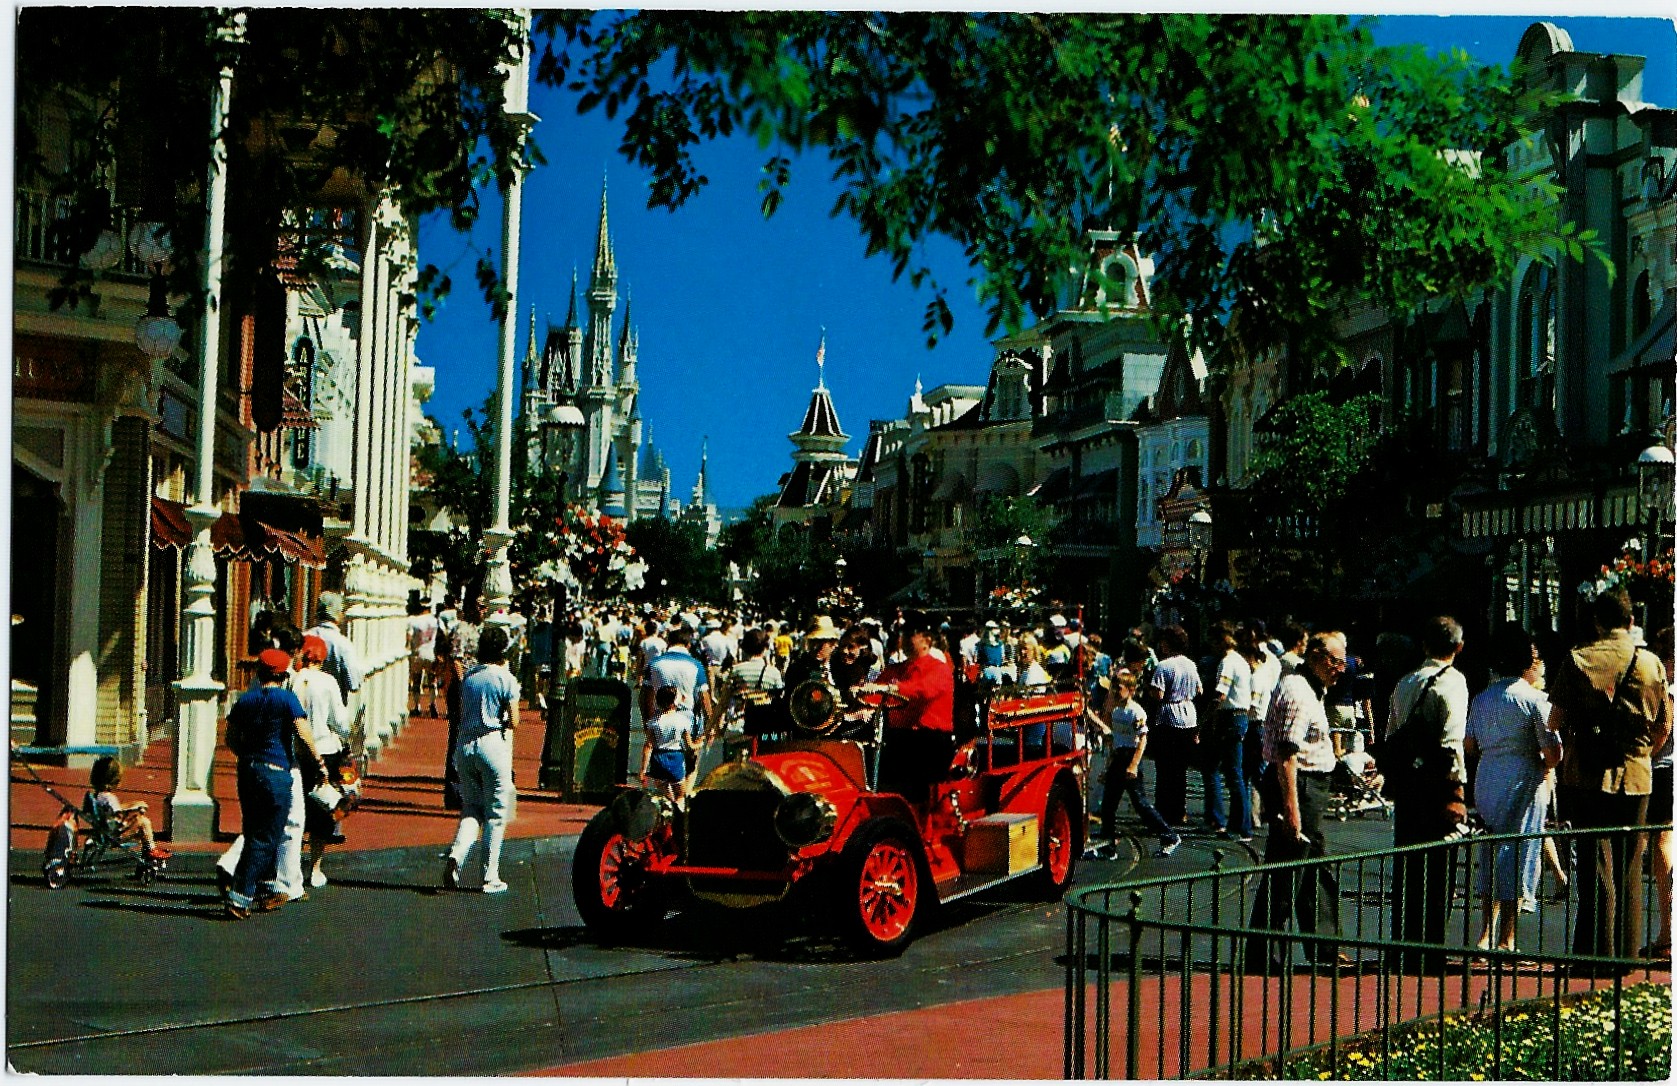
left=407, top=613, right=440, bottom=663
left=1216, top=649, right=1253, bottom=712
left=292, top=666, right=349, bottom=756
left=1108, top=701, right=1148, bottom=749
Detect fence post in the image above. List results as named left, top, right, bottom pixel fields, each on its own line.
left=1208, top=848, right=1224, bottom=1072
left=1126, top=889, right=1144, bottom=1080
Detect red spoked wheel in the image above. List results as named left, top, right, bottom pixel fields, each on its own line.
left=573, top=812, right=668, bottom=940
left=840, top=819, right=921, bottom=956
left=1031, top=780, right=1080, bottom=898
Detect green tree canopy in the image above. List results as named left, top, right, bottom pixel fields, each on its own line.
left=17, top=8, right=535, bottom=320
left=538, top=12, right=1581, bottom=361
left=1246, top=391, right=1383, bottom=508
left=625, top=517, right=722, bottom=604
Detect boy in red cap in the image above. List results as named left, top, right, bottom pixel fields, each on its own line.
left=222, top=647, right=328, bottom=919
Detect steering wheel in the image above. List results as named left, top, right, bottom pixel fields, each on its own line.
left=852, top=689, right=911, bottom=711
left=788, top=680, right=846, bottom=735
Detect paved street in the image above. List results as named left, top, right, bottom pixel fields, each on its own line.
left=9, top=706, right=1418, bottom=1076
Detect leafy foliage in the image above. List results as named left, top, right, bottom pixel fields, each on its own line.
left=971, top=494, right=1059, bottom=590
left=537, top=12, right=1579, bottom=359
left=625, top=516, right=723, bottom=604
left=1247, top=391, right=1385, bottom=508
left=409, top=401, right=497, bottom=607
left=16, top=9, right=537, bottom=323
left=717, top=496, right=841, bottom=616
left=1283, top=983, right=1671, bottom=1081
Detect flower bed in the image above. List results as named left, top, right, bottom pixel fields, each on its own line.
left=1280, top=983, right=1671, bottom=1081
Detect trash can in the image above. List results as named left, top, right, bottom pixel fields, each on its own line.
left=539, top=677, right=632, bottom=801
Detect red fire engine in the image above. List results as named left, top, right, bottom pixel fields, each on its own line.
left=573, top=680, right=1088, bottom=955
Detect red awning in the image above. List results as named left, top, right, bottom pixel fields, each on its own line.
left=149, top=497, right=326, bottom=568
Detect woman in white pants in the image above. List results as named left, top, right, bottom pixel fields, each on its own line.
left=443, top=625, right=521, bottom=894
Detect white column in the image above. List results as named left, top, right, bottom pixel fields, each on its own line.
left=383, top=281, right=405, bottom=740
left=169, top=14, right=243, bottom=842
left=483, top=17, right=537, bottom=631
left=61, top=415, right=106, bottom=750
left=351, top=214, right=380, bottom=543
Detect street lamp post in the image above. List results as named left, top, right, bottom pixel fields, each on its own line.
left=1187, top=509, right=1214, bottom=642
left=168, top=11, right=244, bottom=842
left=1636, top=440, right=1674, bottom=558
left=835, top=555, right=848, bottom=613
left=483, top=11, right=537, bottom=634
left=1188, top=509, right=1214, bottom=581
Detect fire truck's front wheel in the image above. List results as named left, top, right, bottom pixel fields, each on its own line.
left=1031, top=780, right=1081, bottom=898
left=573, top=813, right=668, bottom=941
left=838, top=819, right=922, bottom=957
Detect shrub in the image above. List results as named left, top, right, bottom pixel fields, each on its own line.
left=1282, top=983, right=1671, bottom=1081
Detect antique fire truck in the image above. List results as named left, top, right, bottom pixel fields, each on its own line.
left=572, top=680, right=1088, bottom=956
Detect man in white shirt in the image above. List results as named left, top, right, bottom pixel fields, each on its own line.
left=305, top=592, right=363, bottom=705
left=700, top=619, right=734, bottom=686
left=1248, top=629, right=1346, bottom=971
left=407, top=598, right=441, bottom=717
left=1383, top=614, right=1470, bottom=971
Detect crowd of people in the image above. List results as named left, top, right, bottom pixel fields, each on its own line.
left=88, top=577, right=1664, bottom=956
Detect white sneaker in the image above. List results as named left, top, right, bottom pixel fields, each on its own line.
left=482, top=878, right=509, bottom=894
left=310, top=869, right=328, bottom=889
left=1155, top=835, right=1183, bottom=858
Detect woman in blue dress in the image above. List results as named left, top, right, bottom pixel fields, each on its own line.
left=1464, top=623, right=1562, bottom=952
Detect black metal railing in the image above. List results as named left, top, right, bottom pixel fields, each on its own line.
left=15, top=189, right=149, bottom=276
left=1065, top=825, right=1673, bottom=1079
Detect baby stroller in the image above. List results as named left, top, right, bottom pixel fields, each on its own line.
left=1330, top=731, right=1392, bottom=822
left=22, top=757, right=170, bottom=889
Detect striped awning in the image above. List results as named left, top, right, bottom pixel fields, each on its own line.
left=150, top=497, right=326, bottom=568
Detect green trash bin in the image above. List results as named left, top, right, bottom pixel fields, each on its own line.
left=539, top=677, right=632, bottom=801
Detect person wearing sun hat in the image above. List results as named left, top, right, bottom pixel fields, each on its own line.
left=222, top=646, right=329, bottom=920
left=785, top=615, right=843, bottom=691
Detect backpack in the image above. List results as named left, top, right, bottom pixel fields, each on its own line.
left=1582, top=649, right=1653, bottom=764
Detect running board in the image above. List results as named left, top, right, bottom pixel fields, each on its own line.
left=934, top=864, right=1042, bottom=904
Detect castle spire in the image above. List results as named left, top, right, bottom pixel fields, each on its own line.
left=691, top=436, right=712, bottom=509
left=590, top=175, right=615, bottom=287
left=565, top=267, right=578, bottom=328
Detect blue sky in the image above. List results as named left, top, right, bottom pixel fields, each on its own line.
left=415, top=13, right=1677, bottom=512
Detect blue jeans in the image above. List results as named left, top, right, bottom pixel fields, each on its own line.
left=1100, top=747, right=1174, bottom=840
left=1200, top=709, right=1251, bottom=836
left=231, top=761, right=291, bottom=908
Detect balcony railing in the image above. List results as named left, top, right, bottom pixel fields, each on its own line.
left=15, top=189, right=149, bottom=276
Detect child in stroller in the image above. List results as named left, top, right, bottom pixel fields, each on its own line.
left=88, top=756, right=172, bottom=862
left=1331, top=731, right=1391, bottom=820
left=41, top=755, right=171, bottom=888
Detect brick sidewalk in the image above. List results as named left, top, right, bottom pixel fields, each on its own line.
left=9, top=701, right=598, bottom=853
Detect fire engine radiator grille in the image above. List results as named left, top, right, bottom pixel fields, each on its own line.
left=686, top=788, right=788, bottom=872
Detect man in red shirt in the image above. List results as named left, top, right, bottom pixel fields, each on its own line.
left=862, top=612, right=954, bottom=798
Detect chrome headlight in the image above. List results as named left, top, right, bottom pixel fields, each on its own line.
left=773, top=791, right=838, bottom=848
left=609, top=789, right=676, bottom=843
